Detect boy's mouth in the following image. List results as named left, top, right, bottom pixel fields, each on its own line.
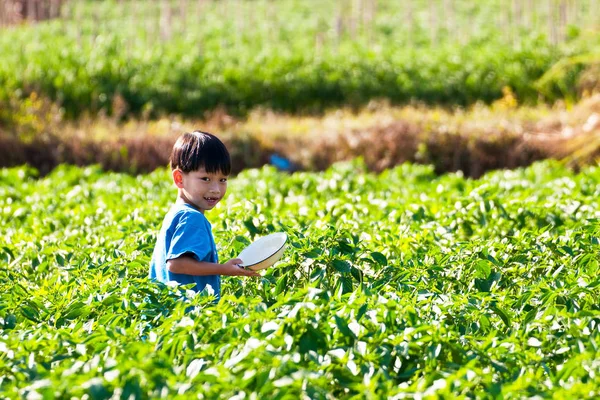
left=204, top=197, right=220, bottom=205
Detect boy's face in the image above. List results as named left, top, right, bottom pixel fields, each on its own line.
left=173, top=167, right=229, bottom=213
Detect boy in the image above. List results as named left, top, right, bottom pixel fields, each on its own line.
left=149, top=131, right=259, bottom=300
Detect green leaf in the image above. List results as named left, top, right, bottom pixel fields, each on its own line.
left=1, top=246, right=14, bottom=263
left=63, top=301, right=87, bottom=320
left=334, top=315, right=356, bottom=339
left=350, top=266, right=363, bottom=283
left=303, top=249, right=322, bottom=258
left=234, top=235, right=251, bottom=245
left=21, top=305, right=40, bottom=322
left=3, top=314, right=17, bottom=329
left=332, top=260, right=351, bottom=273
left=479, top=314, right=491, bottom=331
left=356, top=304, right=368, bottom=321
left=474, top=260, right=491, bottom=279
left=275, top=274, right=288, bottom=296
left=337, top=241, right=355, bottom=255
left=490, top=304, right=511, bottom=328
left=298, top=326, right=327, bottom=354
left=523, top=308, right=538, bottom=325
left=243, top=219, right=259, bottom=236
left=370, top=252, right=387, bottom=266
left=102, top=294, right=120, bottom=306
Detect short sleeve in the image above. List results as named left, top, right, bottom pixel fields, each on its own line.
left=166, top=212, right=212, bottom=262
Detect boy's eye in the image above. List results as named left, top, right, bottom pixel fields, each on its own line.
left=200, top=177, right=210, bottom=181
left=220, top=178, right=228, bottom=183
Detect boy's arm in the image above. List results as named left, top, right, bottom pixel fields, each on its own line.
left=167, top=255, right=260, bottom=277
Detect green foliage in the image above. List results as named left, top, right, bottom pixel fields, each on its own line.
left=0, top=0, right=595, bottom=118
left=1, top=160, right=600, bottom=397
left=536, top=51, right=600, bottom=102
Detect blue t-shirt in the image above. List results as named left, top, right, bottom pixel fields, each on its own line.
left=149, top=202, right=221, bottom=298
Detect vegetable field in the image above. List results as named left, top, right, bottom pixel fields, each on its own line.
left=1, top=160, right=599, bottom=398
left=1, top=0, right=598, bottom=118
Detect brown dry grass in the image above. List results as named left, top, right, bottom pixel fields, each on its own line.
left=1, top=93, right=599, bottom=177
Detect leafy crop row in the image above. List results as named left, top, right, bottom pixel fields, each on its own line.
left=0, top=0, right=593, bottom=118
left=1, top=160, right=599, bottom=397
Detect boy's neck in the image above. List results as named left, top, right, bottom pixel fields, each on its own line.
left=176, top=194, right=204, bottom=214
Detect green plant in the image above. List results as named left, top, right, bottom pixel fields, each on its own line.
left=0, top=0, right=596, bottom=119
left=1, top=160, right=599, bottom=397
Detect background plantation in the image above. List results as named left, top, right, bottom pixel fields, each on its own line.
left=1, top=0, right=600, bottom=177
left=1, top=161, right=600, bottom=397
left=1, top=0, right=599, bottom=119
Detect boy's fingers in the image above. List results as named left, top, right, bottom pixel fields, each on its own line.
left=245, top=269, right=260, bottom=276
left=229, top=261, right=259, bottom=276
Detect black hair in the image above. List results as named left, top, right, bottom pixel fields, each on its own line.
left=170, top=131, right=231, bottom=175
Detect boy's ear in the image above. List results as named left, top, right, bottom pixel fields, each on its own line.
left=172, top=169, right=185, bottom=188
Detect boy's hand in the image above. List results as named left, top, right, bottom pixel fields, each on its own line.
left=222, top=258, right=260, bottom=277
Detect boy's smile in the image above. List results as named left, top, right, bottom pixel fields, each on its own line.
left=204, top=196, right=219, bottom=206
left=173, top=168, right=229, bottom=213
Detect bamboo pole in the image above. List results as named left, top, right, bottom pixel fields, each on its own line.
left=513, top=0, right=522, bottom=28
left=429, top=0, right=437, bottom=44
left=359, top=0, right=365, bottom=29
left=347, top=0, right=354, bottom=41
left=567, top=0, right=577, bottom=28
left=146, top=0, right=156, bottom=46
left=221, top=0, right=228, bottom=52
left=121, top=0, right=135, bottom=43
left=196, top=0, right=205, bottom=24
left=75, top=0, right=82, bottom=48
left=359, top=0, right=375, bottom=45
left=443, top=0, right=452, bottom=34
left=314, top=28, right=324, bottom=59
left=506, top=0, right=513, bottom=45
left=548, top=0, right=558, bottom=45
left=236, top=0, right=244, bottom=48
left=499, top=0, right=509, bottom=44
left=131, top=0, right=141, bottom=46
left=406, top=0, right=414, bottom=45
left=369, top=0, right=377, bottom=45
left=559, top=0, right=567, bottom=42
left=91, top=0, right=99, bottom=40
left=355, top=0, right=363, bottom=38
left=50, top=0, right=60, bottom=19
left=27, top=0, right=36, bottom=22
left=334, top=0, right=343, bottom=48
left=590, top=0, right=598, bottom=28
left=526, top=0, right=535, bottom=30
left=179, top=0, right=188, bottom=35
left=195, top=0, right=204, bottom=54
left=0, top=1, right=6, bottom=27
left=160, top=0, right=173, bottom=41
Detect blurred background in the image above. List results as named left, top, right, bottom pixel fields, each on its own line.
left=1, top=0, right=599, bottom=176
